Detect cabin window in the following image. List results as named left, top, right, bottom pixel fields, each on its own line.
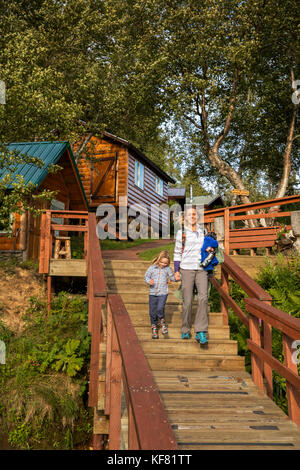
left=135, top=160, right=144, bottom=190
left=50, top=199, right=65, bottom=238
left=155, top=176, right=163, bottom=196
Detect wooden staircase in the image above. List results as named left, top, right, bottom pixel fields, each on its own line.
left=96, top=259, right=300, bottom=450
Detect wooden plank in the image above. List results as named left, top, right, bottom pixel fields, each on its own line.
left=230, top=241, right=276, bottom=249
left=49, top=213, right=88, bottom=219
left=245, top=298, right=300, bottom=338
left=88, top=297, right=105, bottom=407
left=210, top=277, right=249, bottom=329
left=229, top=211, right=291, bottom=221
left=249, top=315, right=264, bottom=392
left=229, top=235, right=277, bottom=242
left=247, top=339, right=300, bottom=390
left=205, top=194, right=300, bottom=217
left=51, top=224, right=87, bottom=232
left=39, top=212, right=47, bottom=273
left=49, top=259, right=87, bottom=276
left=108, top=294, right=178, bottom=450
left=222, top=253, right=272, bottom=301
left=42, top=211, right=51, bottom=274
left=108, top=323, right=122, bottom=450
left=283, top=335, right=300, bottom=427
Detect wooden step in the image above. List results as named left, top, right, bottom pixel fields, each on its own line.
left=106, top=292, right=183, bottom=303
left=125, top=310, right=224, bottom=326
left=139, top=338, right=238, bottom=355
left=146, top=353, right=245, bottom=371
left=106, top=282, right=180, bottom=292
left=152, top=370, right=300, bottom=450
left=134, top=325, right=230, bottom=340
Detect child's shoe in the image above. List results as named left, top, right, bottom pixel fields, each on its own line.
left=151, top=324, right=158, bottom=339
left=158, top=318, right=168, bottom=335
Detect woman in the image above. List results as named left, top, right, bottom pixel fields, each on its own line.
left=174, top=206, right=215, bottom=345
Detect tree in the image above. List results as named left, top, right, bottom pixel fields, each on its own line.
left=103, top=0, right=300, bottom=203
left=0, top=0, right=177, bottom=225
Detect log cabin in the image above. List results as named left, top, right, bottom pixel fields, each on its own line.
left=0, top=141, right=89, bottom=261
left=74, top=132, right=176, bottom=237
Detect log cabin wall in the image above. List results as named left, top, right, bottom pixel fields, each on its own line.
left=127, top=153, right=169, bottom=232
left=0, top=212, right=22, bottom=251
left=76, top=136, right=128, bottom=208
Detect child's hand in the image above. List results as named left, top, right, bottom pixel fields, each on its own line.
left=174, top=272, right=181, bottom=281
left=149, top=279, right=155, bottom=286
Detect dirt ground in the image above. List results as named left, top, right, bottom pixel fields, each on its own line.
left=0, top=267, right=45, bottom=334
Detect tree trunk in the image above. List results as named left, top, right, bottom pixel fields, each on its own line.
left=269, top=68, right=298, bottom=218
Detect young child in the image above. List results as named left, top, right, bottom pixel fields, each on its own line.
left=144, top=250, right=176, bottom=339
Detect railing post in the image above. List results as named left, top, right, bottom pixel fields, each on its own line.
left=283, top=335, right=300, bottom=427
left=220, top=265, right=229, bottom=326
left=249, top=314, right=264, bottom=392
left=108, top=322, right=122, bottom=450
left=105, top=300, right=113, bottom=416
left=88, top=297, right=104, bottom=407
left=224, top=207, right=230, bottom=255
left=262, top=318, right=273, bottom=399
left=261, top=298, right=273, bottom=399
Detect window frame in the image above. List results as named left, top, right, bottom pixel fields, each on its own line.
left=155, top=176, right=163, bottom=196
left=134, top=159, right=144, bottom=190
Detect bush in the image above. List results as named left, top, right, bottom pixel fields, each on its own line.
left=0, top=292, right=93, bottom=449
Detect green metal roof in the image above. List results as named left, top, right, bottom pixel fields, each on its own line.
left=1, top=141, right=89, bottom=209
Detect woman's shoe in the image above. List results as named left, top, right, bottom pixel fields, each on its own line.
left=195, top=331, right=208, bottom=345
left=181, top=332, right=191, bottom=339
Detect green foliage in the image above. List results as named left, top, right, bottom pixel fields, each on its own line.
left=210, top=255, right=300, bottom=416
left=256, top=255, right=300, bottom=318
left=0, top=291, right=93, bottom=449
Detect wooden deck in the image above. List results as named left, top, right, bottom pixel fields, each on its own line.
left=94, top=259, right=300, bottom=450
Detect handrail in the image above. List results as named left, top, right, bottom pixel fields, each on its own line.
left=211, top=255, right=300, bottom=427
left=87, top=212, right=177, bottom=450
left=204, top=195, right=300, bottom=254
left=87, top=212, right=107, bottom=412
left=105, top=294, right=178, bottom=450
left=222, top=253, right=272, bottom=301
left=205, top=194, right=300, bottom=218
left=39, top=209, right=89, bottom=274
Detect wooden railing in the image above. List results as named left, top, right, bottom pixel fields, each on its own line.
left=39, top=210, right=89, bottom=310
left=39, top=210, right=89, bottom=274
left=211, top=253, right=300, bottom=427
left=87, top=213, right=177, bottom=450
left=204, top=194, right=300, bottom=254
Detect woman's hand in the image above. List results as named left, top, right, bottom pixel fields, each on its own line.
left=174, top=272, right=181, bottom=281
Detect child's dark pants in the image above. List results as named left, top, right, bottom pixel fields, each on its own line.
left=149, top=294, right=168, bottom=325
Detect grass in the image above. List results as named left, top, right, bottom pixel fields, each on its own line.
left=137, top=242, right=175, bottom=261
left=100, top=238, right=152, bottom=250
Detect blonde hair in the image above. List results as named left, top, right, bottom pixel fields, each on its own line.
left=151, top=250, right=171, bottom=266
